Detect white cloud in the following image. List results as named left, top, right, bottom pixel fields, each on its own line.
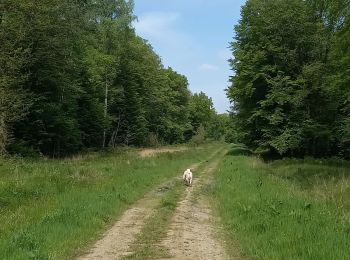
left=133, top=11, right=192, bottom=48
left=199, top=63, right=219, bottom=71
left=134, top=12, right=180, bottom=38
left=133, top=11, right=197, bottom=68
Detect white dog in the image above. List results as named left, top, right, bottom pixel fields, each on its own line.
left=183, top=168, right=193, bottom=186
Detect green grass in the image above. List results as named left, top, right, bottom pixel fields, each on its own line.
left=0, top=143, right=222, bottom=259
left=212, top=145, right=350, bottom=260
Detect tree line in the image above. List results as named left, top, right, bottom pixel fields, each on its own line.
left=1, top=0, right=226, bottom=157
left=228, top=0, right=350, bottom=159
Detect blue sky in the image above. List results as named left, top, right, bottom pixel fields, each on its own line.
left=133, top=0, right=246, bottom=113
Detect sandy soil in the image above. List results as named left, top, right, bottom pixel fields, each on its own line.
left=139, top=147, right=188, bottom=157
left=77, top=194, right=159, bottom=260
left=77, top=163, right=200, bottom=260
left=160, top=155, right=232, bottom=260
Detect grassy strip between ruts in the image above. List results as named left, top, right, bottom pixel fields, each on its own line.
left=212, top=145, right=350, bottom=260
left=0, top=142, right=223, bottom=260
left=123, top=180, right=184, bottom=259
left=124, top=146, right=226, bottom=259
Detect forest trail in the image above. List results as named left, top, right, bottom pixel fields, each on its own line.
left=78, top=148, right=233, bottom=260
left=77, top=161, right=201, bottom=260
left=159, top=149, right=233, bottom=260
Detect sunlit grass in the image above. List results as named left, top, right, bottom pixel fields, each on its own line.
left=212, top=146, right=350, bottom=259
left=0, top=143, right=222, bottom=259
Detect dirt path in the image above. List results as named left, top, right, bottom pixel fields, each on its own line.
left=77, top=148, right=233, bottom=260
left=160, top=150, right=231, bottom=260
left=139, top=147, right=188, bottom=157
left=77, top=194, right=158, bottom=260
left=77, top=163, right=201, bottom=260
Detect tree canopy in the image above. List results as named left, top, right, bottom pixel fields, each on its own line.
left=227, top=0, right=350, bottom=158
left=0, top=0, right=224, bottom=157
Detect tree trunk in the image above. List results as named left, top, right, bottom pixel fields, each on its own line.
left=109, top=113, right=121, bottom=148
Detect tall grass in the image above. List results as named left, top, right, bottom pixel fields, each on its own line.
left=212, top=146, right=350, bottom=259
left=0, top=143, right=222, bottom=259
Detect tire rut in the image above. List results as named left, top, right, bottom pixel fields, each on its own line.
left=77, top=194, right=158, bottom=260
left=77, top=162, right=204, bottom=260
left=159, top=149, right=231, bottom=260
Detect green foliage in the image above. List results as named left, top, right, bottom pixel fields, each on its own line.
left=207, top=113, right=232, bottom=141
left=187, top=91, right=231, bottom=142
left=145, top=132, right=163, bottom=147
left=190, top=125, right=207, bottom=145
left=0, top=0, right=33, bottom=154
left=1, top=0, right=224, bottom=156
left=189, top=92, right=215, bottom=132
left=227, top=0, right=350, bottom=158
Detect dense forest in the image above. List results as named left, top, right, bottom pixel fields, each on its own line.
left=0, top=0, right=227, bottom=157
left=228, top=0, right=350, bottom=159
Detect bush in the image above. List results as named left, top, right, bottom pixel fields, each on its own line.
left=190, top=125, right=206, bottom=146
left=7, top=140, right=40, bottom=158
left=146, top=132, right=163, bottom=147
